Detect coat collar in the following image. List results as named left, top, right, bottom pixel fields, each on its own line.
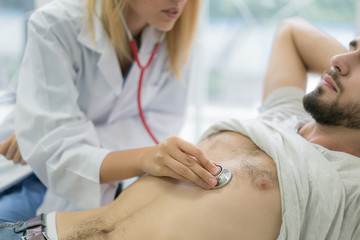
left=77, top=0, right=109, bottom=54
left=76, top=1, right=164, bottom=95
left=77, top=0, right=164, bottom=57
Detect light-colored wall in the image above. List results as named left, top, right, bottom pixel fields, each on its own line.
left=356, top=0, right=360, bottom=35
left=35, top=0, right=52, bottom=8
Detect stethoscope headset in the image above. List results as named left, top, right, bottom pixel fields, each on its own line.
left=114, top=0, right=166, bottom=144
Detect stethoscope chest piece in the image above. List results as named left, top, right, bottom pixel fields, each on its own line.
left=212, top=164, right=232, bottom=189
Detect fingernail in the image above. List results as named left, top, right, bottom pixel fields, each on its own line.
left=211, top=166, right=219, bottom=175
left=203, top=182, right=211, bottom=189
left=208, top=178, right=217, bottom=186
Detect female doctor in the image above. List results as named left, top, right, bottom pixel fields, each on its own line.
left=10, top=0, right=220, bottom=218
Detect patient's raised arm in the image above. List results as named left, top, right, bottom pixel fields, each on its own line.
left=262, top=17, right=347, bottom=100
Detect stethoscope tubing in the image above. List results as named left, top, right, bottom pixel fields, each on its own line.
left=131, top=40, right=161, bottom=144
left=115, top=0, right=165, bottom=144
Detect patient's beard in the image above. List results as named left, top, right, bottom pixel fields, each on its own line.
left=303, top=87, right=360, bottom=129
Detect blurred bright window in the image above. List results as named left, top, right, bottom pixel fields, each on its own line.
left=0, top=0, right=35, bottom=92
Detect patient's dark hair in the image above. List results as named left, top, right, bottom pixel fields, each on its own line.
left=64, top=216, right=117, bottom=240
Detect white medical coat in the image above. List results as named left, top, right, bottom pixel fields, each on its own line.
left=15, top=0, right=192, bottom=212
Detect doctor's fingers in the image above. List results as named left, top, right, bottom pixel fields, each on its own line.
left=13, top=149, right=26, bottom=165
left=172, top=138, right=219, bottom=176
left=0, top=137, right=12, bottom=157
left=0, top=134, right=16, bottom=159
left=5, top=135, right=20, bottom=160
left=157, top=158, right=214, bottom=189
left=8, top=134, right=27, bottom=165
left=168, top=156, right=218, bottom=189
left=156, top=137, right=217, bottom=188
left=155, top=147, right=216, bottom=189
left=20, top=159, right=27, bottom=165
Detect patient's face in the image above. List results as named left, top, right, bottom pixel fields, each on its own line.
left=303, top=38, right=360, bottom=129
left=303, top=67, right=360, bottom=129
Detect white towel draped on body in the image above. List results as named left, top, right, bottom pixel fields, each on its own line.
left=202, top=118, right=360, bottom=239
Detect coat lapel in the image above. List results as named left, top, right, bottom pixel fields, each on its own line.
left=77, top=1, right=123, bottom=96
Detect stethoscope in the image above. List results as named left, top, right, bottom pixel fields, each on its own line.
left=212, top=164, right=232, bottom=189
left=115, top=0, right=166, bottom=144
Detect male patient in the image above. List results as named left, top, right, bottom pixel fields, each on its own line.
left=1, top=17, right=360, bottom=240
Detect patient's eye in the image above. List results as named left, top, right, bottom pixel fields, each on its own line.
left=349, top=39, right=358, bottom=51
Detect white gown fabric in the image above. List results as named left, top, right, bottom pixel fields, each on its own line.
left=202, top=87, right=360, bottom=239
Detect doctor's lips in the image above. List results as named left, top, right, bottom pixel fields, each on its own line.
left=162, top=7, right=180, bottom=19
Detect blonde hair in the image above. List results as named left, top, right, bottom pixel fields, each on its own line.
left=86, top=0, right=202, bottom=79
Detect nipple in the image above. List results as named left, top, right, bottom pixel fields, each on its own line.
left=212, top=164, right=232, bottom=189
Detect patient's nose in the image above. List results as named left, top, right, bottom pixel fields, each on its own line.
left=330, top=53, right=350, bottom=76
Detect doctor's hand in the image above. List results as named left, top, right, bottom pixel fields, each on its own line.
left=0, top=133, right=26, bottom=165
left=142, top=136, right=219, bottom=189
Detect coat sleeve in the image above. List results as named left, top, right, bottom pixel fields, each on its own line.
left=15, top=11, right=110, bottom=209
